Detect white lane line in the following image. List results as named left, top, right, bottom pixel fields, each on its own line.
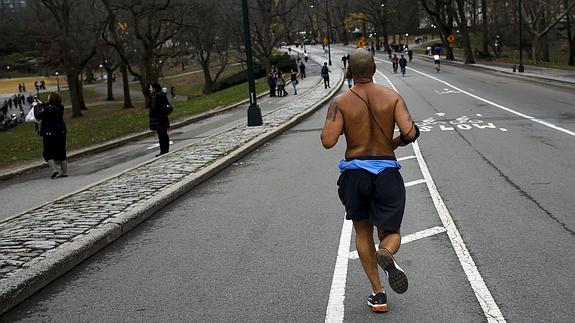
left=405, top=179, right=427, bottom=187
left=325, top=218, right=353, bottom=323
left=383, top=71, right=506, bottom=322
left=413, top=142, right=506, bottom=322
left=397, top=155, right=417, bottom=161
left=348, top=226, right=447, bottom=260
left=375, top=57, right=575, bottom=137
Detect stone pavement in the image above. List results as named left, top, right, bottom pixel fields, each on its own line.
left=0, top=50, right=344, bottom=314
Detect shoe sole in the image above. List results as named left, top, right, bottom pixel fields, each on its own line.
left=367, top=301, right=388, bottom=312
left=376, top=250, right=408, bottom=294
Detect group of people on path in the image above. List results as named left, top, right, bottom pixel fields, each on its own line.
left=267, top=66, right=300, bottom=97
left=20, top=81, right=173, bottom=179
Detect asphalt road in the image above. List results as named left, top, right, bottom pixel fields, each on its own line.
left=2, top=46, right=574, bottom=322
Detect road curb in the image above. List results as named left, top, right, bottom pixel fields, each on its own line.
left=0, top=91, right=269, bottom=182
left=413, top=53, right=575, bottom=85
left=0, top=63, right=344, bottom=315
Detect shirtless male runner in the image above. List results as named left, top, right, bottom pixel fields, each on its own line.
left=321, top=48, right=420, bottom=312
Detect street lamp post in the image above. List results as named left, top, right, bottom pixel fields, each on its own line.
left=241, top=0, right=263, bottom=126
left=6, top=66, right=11, bottom=79
left=325, top=0, right=332, bottom=65
left=518, top=0, right=525, bottom=72
left=55, top=72, right=60, bottom=92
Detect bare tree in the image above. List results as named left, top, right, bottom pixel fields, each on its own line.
left=522, top=0, right=575, bottom=64
left=248, top=0, right=301, bottom=68
left=181, top=0, right=230, bottom=94
left=420, top=0, right=456, bottom=60
left=31, top=0, right=105, bottom=117
left=101, top=0, right=185, bottom=106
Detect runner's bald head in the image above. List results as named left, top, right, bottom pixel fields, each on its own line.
left=349, top=48, right=375, bottom=79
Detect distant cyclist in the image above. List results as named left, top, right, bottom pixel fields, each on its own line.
left=399, top=55, right=407, bottom=77
left=391, top=54, right=399, bottom=74
left=433, top=54, right=440, bottom=72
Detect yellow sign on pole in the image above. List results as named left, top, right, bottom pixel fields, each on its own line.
left=357, top=37, right=366, bottom=48
left=447, top=34, right=456, bottom=43
left=323, top=36, right=329, bottom=45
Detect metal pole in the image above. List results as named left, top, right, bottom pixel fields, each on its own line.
left=518, top=0, right=525, bottom=72
left=242, top=0, right=263, bottom=126
left=56, top=72, right=60, bottom=92
left=325, top=0, right=332, bottom=65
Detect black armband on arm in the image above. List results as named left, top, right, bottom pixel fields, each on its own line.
left=399, top=123, right=420, bottom=144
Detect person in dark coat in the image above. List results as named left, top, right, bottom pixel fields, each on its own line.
left=148, top=83, right=171, bottom=157
left=34, top=92, right=67, bottom=178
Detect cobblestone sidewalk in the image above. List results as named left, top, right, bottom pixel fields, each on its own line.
left=0, top=52, right=344, bottom=314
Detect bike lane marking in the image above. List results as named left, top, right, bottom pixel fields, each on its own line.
left=374, top=56, right=575, bottom=137
left=379, top=69, right=506, bottom=322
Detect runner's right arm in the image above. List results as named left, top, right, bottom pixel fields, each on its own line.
left=321, top=100, right=344, bottom=149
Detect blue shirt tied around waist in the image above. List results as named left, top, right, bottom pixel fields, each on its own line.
left=339, top=157, right=401, bottom=175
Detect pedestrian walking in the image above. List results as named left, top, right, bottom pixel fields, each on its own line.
left=290, top=69, right=298, bottom=95
left=22, top=83, right=26, bottom=92
left=321, top=62, right=331, bottom=89
left=320, top=48, right=420, bottom=313
left=299, top=61, right=306, bottom=79
left=304, top=52, right=308, bottom=62
left=7, top=98, right=13, bottom=110
left=34, top=92, right=68, bottom=178
left=345, top=67, right=353, bottom=88
left=18, top=83, right=22, bottom=93
left=170, top=86, right=176, bottom=99
left=342, top=55, right=348, bottom=68
left=148, top=83, right=172, bottom=157
left=267, top=68, right=277, bottom=97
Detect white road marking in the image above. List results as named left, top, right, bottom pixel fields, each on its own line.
left=405, top=179, right=427, bottom=187
left=348, top=226, right=447, bottom=259
left=375, top=57, right=575, bottom=137
left=325, top=218, right=353, bottom=323
left=413, top=142, right=506, bottom=322
left=436, top=112, right=446, bottom=116
left=397, top=155, right=417, bottom=162
left=146, top=141, right=174, bottom=150
left=379, top=69, right=506, bottom=322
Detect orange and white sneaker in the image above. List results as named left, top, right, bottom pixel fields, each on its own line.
left=367, top=292, right=388, bottom=312
left=376, top=249, right=408, bottom=294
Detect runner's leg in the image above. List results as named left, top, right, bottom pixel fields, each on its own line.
left=377, top=229, right=401, bottom=255
left=354, top=219, right=384, bottom=293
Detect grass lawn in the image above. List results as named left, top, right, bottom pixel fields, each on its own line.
left=0, top=78, right=267, bottom=170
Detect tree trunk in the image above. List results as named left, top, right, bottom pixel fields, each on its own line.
left=201, top=63, right=215, bottom=94
left=67, top=70, right=83, bottom=118
left=569, top=37, right=575, bottom=66
left=531, top=37, right=541, bottom=64
left=77, top=79, right=87, bottom=111
left=540, top=13, right=550, bottom=62
left=455, top=0, right=475, bottom=64
left=481, top=0, right=490, bottom=57
left=106, top=67, right=114, bottom=101
left=121, top=62, right=133, bottom=109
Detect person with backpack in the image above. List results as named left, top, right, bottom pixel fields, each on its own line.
left=321, top=62, right=331, bottom=89
left=399, top=55, right=408, bottom=76
left=148, top=83, right=172, bottom=157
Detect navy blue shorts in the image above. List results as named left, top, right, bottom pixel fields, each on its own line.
left=337, top=168, right=406, bottom=231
